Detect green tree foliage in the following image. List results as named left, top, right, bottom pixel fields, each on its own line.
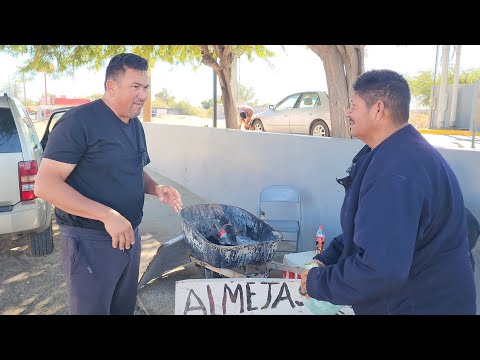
left=236, top=82, right=256, bottom=105
left=151, top=88, right=206, bottom=117
left=201, top=99, right=213, bottom=109
left=0, top=45, right=274, bottom=128
left=405, top=71, right=433, bottom=107
left=459, top=68, right=480, bottom=83
left=175, top=100, right=202, bottom=117
left=154, top=88, right=176, bottom=106
left=0, top=80, right=35, bottom=106
left=0, top=81, right=21, bottom=98
left=201, top=81, right=255, bottom=110
left=406, top=67, right=480, bottom=107
left=200, top=97, right=224, bottom=109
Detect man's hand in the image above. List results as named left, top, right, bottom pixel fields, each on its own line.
left=155, top=185, right=183, bottom=213
left=307, top=259, right=325, bottom=266
left=300, top=260, right=324, bottom=299
left=102, top=209, right=135, bottom=251
left=300, top=269, right=311, bottom=299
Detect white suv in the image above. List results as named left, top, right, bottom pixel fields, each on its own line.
left=0, top=93, right=53, bottom=255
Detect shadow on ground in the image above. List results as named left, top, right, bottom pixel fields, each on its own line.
left=0, top=168, right=207, bottom=315
left=1, top=166, right=293, bottom=315
left=0, top=222, right=67, bottom=315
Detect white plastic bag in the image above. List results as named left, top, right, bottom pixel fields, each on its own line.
left=304, top=262, right=344, bottom=315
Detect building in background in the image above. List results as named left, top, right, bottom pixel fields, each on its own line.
left=37, top=96, right=92, bottom=120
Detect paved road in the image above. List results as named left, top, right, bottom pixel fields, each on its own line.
left=421, top=133, right=479, bottom=150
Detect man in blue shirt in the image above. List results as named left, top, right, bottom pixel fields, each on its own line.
left=35, top=53, right=183, bottom=315
left=300, top=69, right=476, bottom=314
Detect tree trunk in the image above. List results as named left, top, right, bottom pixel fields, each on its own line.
left=308, top=45, right=365, bottom=139
left=231, top=56, right=239, bottom=107
left=200, top=45, right=239, bottom=129
left=217, top=68, right=237, bottom=129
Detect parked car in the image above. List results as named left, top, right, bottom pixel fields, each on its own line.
left=250, top=91, right=331, bottom=137
left=0, top=93, right=54, bottom=255
left=39, top=107, right=74, bottom=150
left=27, top=109, right=37, bottom=121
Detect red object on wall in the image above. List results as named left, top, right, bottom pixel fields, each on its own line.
left=283, top=271, right=302, bottom=279
left=53, top=98, right=92, bottom=106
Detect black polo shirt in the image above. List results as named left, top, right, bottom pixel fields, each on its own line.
left=43, top=99, right=151, bottom=231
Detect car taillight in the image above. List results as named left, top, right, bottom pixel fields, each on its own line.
left=18, top=160, right=38, bottom=201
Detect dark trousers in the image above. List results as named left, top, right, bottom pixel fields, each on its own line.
left=59, top=224, right=141, bottom=315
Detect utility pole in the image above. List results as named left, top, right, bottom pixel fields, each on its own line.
left=429, top=45, right=440, bottom=129
left=470, top=81, right=478, bottom=149
left=44, top=72, right=48, bottom=121
left=213, top=69, right=217, bottom=128
left=436, top=45, right=450, bottom=129
left=449, top=45, right=461, bottom=129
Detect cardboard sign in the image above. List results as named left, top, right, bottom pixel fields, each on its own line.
left=175, top=278, right=318, bottom=315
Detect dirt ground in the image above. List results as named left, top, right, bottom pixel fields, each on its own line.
left=0, top=218, right=69, bottom=315
left=0, top=211, right=161, bottom=315
left=0, top=215, right=171, bottom=315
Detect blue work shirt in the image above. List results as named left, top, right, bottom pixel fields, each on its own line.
left=43, top=99, right=150, bottom=231
left=309, top=124, right=476, bottom=314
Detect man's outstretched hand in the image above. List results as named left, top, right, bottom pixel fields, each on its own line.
left=155, top=185, right=183, bottom=213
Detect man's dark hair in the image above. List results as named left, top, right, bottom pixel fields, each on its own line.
left=353, top=69, right=411, bottom=124
left=104, top=53, right=148, bottom=89
left=240, top=111, right=247, bottom=120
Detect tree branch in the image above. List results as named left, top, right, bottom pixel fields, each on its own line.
left=201, top=45, right=221, bottom=72
left=214, top=45, right=231, bottom=71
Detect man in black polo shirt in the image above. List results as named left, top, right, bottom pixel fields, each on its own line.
left=35, top=53, right=183, bottom=315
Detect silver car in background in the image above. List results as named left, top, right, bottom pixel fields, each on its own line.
left=251, top=91, right=331, bottom=137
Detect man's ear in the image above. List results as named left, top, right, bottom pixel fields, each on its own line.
left=375, top=100, right=385, bottom=117
left=105, top=79, right=116, bottom=96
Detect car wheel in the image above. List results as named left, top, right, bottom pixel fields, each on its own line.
left=252, top=120, right=264, bottom=132
left=310, top=120, right=330, bottom=137
left=30, top=220, right=54, bottom=256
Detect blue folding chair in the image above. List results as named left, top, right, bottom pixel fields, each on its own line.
left=258, top=185, right=302, bottom=252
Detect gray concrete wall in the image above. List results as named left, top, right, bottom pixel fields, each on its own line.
left=436, top=147, right=480, bottom=314
left=431, top=83, right=480, bottom=130
left=144, top=123, right=480, bottom=251
left=144, top=124, right=361, bottom=251
left=144, top=123, right=480, bottom=313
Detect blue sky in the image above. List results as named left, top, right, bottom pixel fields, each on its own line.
left=1, top=45, right=479, bottom=107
